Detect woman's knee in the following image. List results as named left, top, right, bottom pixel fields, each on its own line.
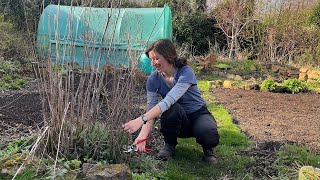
left=193, top=114, right=219, bottom=147
left=195, top=127, right=219, bottom=147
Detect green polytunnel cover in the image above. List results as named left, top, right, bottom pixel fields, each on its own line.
left=36, top=4, right=172, bottom=74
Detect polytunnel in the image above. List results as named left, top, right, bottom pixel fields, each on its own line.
left=36, top=4, right=172, bottom=74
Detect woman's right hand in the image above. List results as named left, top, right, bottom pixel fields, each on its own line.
left=133, top=137, right=147, bottom=152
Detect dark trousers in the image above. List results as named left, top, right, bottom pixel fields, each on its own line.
left=160, top=103, right=219, bottom=149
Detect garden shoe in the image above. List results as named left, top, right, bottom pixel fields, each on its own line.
left=202, top=148, right=217, bottom=164
left=156, top=143, right=176, bottom=160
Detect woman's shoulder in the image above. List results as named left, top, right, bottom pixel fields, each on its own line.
left=177, top=65, right=195, bottom=75
left=147, top=71, right=161, bottom=82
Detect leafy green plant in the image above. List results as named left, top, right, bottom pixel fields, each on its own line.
left=214, top=62, right=231, bottom=70
left=71, top=122, right=129, bottom=163
left=304, top=77, right=320, bottom=91
left=0, top=58, right=26, bottom=90
left=0, top=78, right=26, bottom=90
left=63, top=159, right=81, bottom=170
left=282, top=79, right=307, bottom=94
left=0, top=137, right=33, bottom=176
left=242, top=60, right=255, bottom=75
left=316, top=77, right=320, bottom=84
left=3, top=74, right=13, bottom=82
left=304, top=81, right=317, bottom=91
left=260, top=79, right=278, bottom=92
left=0, top=60, right=17, bottom=75
left=0, top=138, right=33, bottom=167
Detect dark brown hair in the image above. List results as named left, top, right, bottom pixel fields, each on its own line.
left=145, top=39, right=187, bottom=68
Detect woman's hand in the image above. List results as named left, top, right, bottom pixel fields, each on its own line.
left=122, top=117, right=143, bottom=134
left=133, top=137, right=147, bottom=152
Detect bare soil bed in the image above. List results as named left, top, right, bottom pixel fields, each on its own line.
left=0, top=79, right=43, bottom=147
left=211, top=88, right=320, bottom=152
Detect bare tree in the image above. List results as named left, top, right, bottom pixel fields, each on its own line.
left=212, top=0, right=256, bottom=60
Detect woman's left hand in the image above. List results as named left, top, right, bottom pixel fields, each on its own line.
left=122, top=117, right=143, bottom=134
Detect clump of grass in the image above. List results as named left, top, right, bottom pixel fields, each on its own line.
left=274, top=144, right=320, bottom=179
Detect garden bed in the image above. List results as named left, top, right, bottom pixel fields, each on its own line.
left=211, top=88, right=320, bottom=152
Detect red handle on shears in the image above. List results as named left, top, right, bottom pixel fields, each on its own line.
left=136, top=137, right=152, bottom=144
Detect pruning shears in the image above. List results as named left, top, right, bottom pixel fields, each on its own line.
left=123, top=137, right=153, bottom=153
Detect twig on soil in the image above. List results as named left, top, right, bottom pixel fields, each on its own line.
left=0, top=94, right=24, bottom=110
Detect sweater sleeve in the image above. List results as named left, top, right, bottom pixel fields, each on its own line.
left=158, top=82, right=191, bottom=113
left=147, top=91, right=158, bottom=111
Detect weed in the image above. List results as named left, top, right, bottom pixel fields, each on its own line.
left=200, top=75, right=219, bottom=81
left=0, top=59, right=26, bottom=90
left=260, top=79, right=278, bottom=92
left=242, top=60, right=255, bottom=75
left=0, top=78, right=26, bottom=90
left=0, top=138, right=32, bottom=162
left=62, top=122, right=129, bottom=164
left=45, top=165, right=68, bottom=179
left=0, top=138, right=35, bottom=179
left=3, top=74, right=12, bottom=82
left=282, top=79, right=307, bottom=94
left=215, top=62, right=231, bottom=70
left=0, top=60, right=17, bottom=75
left=233, top=81, right=246, bottom=89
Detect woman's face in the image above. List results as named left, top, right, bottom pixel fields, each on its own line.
left=148, top=50, right=170, bottom=73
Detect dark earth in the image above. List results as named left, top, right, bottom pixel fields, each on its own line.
left=211, top=88, right=320, bottom=177
left=211, top=88, right=320, bottom=153
left=0, top=77, right=319, bottom=177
